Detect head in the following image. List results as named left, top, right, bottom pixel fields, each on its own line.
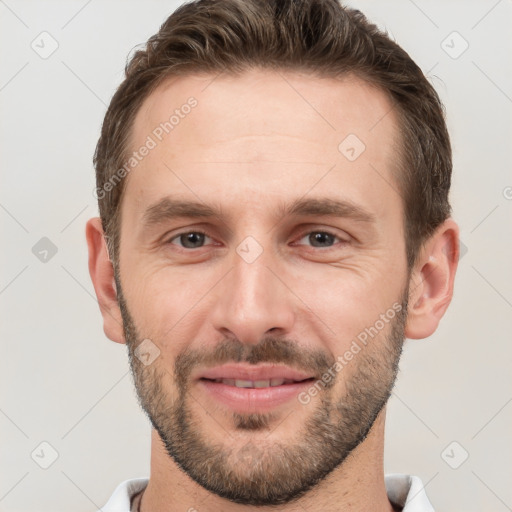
left=87, top=0, right=459, bottom=506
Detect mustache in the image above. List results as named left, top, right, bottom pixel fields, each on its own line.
left=173, top=336, right=337, bottom=390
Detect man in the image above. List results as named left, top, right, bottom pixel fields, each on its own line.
left=86, top=0, right=459, bottom=510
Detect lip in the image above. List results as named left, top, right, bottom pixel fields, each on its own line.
left=198, top=379, right=314, bottom=412
left=196, top=363, right=314, bottom=382
left=195, top=364, right=316, bottom=413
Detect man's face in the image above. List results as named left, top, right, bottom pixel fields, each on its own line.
left=115, top=69, right=409, bottom=505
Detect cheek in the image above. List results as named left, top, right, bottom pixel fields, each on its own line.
left=125, top=268, right=212, bottom=354
left=291, top=270, right=404, bottom=370
left=295, top=269, right=391, bottom=323
left=127, top=261, right=198, bottom=310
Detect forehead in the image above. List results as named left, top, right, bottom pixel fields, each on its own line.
left=131, top=69, right=398, bottom=151
left=123, top=69, right=401, bottom=222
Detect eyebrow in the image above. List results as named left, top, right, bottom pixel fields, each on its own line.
left=141, top=196, right=376, bottom=228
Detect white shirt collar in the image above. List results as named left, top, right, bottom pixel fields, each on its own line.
left=385, top=474, right=435, bottom=511
left=99, top=474, right=434, bottom=511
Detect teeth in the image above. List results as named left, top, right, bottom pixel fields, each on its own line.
left=251, top=380, right=268, bottom=388
left=211, top=378, right=294, bottom=388
left=235, top=379, right=254, bottom=388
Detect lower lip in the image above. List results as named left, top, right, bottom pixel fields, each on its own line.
left=198, top=379, right=314, bottom=412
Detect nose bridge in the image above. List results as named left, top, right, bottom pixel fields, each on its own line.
left=211, top=239, right=295, bottom=343
left=233, top=247, right=274, bottom=312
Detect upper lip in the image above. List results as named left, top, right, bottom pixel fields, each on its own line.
left=196, top=364, right=314, bottom=382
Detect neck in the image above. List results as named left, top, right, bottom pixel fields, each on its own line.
left=140, top=408, right=395, bottom=512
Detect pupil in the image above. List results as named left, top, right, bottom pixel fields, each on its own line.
left=182, top=232, right=204, bottom=248
left=310, top=232, right=333, bottom=247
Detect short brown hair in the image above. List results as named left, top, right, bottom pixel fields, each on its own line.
left=94, top=0, right=452, bottom=269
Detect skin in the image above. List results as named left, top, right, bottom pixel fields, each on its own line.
left=86, top=69, right=459, bottom=511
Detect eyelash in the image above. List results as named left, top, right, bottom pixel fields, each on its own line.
left=166, top=229, right=348, bottom=250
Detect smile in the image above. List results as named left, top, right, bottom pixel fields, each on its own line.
left=202, top=378, right=306, bottom=388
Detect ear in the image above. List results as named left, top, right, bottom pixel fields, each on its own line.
left=405, top=218, right=459, bottom=340
left=85, top=217, right=126, bottom=344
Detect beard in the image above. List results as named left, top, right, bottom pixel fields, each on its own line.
left=115, top=272, right=408, bottom=506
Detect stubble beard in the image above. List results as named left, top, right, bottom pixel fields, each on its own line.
left=115, top=272, right=408, bottom=506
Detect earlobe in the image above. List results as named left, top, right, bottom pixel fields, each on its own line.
left=85, top=217, right=126, bottom=344
left=405, top=219, right=459, bottom=340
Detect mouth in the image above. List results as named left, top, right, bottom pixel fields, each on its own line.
left=195, top=364, right=317, bottom=412
left=196, top=363, right=315, bottom=383
left=200, top=377, right=314, bottom=388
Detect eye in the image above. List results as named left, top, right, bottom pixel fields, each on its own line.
left=168, top=230, right=213, bottom=249
left=166, top=229, right=347, bottom=251
left=295, top=230, right=346, bottom=249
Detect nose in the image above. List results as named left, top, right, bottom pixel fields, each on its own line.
left=210, top=245, right=295, bottom=345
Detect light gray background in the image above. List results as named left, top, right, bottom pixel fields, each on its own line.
left=1, top=1, right=511, bottom=511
